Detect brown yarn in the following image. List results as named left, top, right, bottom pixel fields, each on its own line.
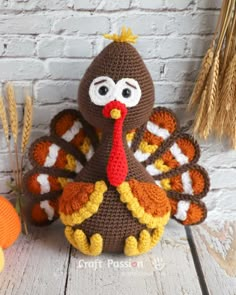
left=23, top=38, right=209, bottom=254
left=74, top=187, right=145, bottom=253
left=23, top=106, right=209, bottom=252
left=78, top=42, right=155, bottom=132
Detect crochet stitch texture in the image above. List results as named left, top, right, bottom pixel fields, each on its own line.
left=0, top=196, right=21, bottom=271
left=23, top=29, right=210, bottom=255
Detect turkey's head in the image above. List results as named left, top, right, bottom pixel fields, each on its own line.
left=78, top=28, right=155, bottom=186
left=78, top=28, right=154, bottom=132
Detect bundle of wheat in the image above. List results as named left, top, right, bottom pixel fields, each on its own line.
left=0, top=84, right=33, bottom=233
left=188, top=0, right=236, bottom=148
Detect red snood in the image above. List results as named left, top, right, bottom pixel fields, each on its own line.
left=102, top=101, right=128, bottom=187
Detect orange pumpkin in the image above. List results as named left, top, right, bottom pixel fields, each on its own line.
left=0, top=196, right=21, bottom=272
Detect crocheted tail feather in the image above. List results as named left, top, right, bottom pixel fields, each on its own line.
left=23, top=109, right=99, bottom=226
left=129, top=107, right=210, bottom=225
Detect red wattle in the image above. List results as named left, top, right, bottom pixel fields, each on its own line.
left=107, top=118, right=128, bottom=187
left=102, top=101, right=128, bottom=187
left=102, top=100, right=127, bottom=119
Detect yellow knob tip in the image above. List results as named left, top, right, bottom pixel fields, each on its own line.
left=110, top=108, right=121, bottom=120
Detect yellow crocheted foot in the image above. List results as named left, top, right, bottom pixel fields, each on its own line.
left=0, top=247, right=5, bottom=272
left=65, top=226, right=103, bottom=256
left=124, top=227, right=164, bottom=256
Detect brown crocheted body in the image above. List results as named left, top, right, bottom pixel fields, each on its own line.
left=23, top=36, right=210, bottom=255
left=75, top=188, right=145, bottom=253
left=73, top=132, right=154, bottom=253
left=73, top=41, right=156, bottom=252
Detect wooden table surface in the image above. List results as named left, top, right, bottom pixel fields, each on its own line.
left=0, top=220, right=235, bottom=295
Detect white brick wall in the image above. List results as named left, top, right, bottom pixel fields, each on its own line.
left=0, top=0, right=234, bottom=222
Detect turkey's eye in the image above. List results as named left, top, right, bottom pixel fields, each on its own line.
left=122, top=88, right=131, bottom=98
left=115, top=78, right=142, bottom=107
left=89, top=76, right=115, bottom=106
left=99, top=86, right=109, bottom=96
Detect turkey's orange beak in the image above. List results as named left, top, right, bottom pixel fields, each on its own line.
left=110, top=108, right=121, bottom=120
left=102, top=101, right=127, bottom=120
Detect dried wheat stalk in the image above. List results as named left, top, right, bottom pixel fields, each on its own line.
left=223, top=54, right=236, bottom=143
left=188, top=46, right=214, bottom=111
left=2, top=84, right=33, bottom=235
left=189, top=0, right=236, bottom=148
left=19, top=93, right=33, bottom=235
left=21, top=96, right=33, bottom=154
left=6, top=83, right=18, bottom=145
left=222, top=54, right=236, bottom=110
left=203, top=52, right=220, bottom=138
left=193, top=87, right=208, bottom=136
left=0, top=97, right=9, bottom=142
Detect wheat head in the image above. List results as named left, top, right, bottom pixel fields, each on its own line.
left=223, top=53, right=236, bottom=111
left=203, top=52, right=220, bottom=138
left=0, top=96, right=9, bottom=142
left=193, top=87, right=208, bottom=137
left=216, top=53, right=236, bottom=137
left=6, top=84, right=18, bottom=144
left=188, top=46, right=215, bottom=111
left=21, top=96, right=33, bottom=153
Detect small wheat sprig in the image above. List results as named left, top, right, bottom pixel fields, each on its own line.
left=0, top=96, right=9, bottom=142
left=207, top=52, right=220, bottom=114
left=6, top=83, right=18, bottom=144
left=203, top=52, right=220, bottom=138
left=193, top=87, right=208, bottom=137
left=188, top=46, right=215, bottom=110
left=0, top=94, right=18, bottom=197
left=223, top=53, right=236, bottom=111
left=21, top=96, right=33, bottom=154
left=216, top=54, right=236, bottom=137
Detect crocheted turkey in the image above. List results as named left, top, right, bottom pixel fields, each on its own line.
left=23, top=28, right=209, bottom=256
